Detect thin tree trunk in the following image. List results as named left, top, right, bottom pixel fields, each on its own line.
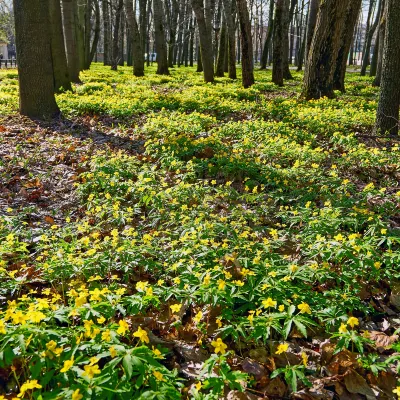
left=111, top=0, right=123, bottom=70
left=361, top=0, right=381, bottom=76
left=125, top=0, right=145, bottom=76
left=191, top=0, right=214, bottom=82
left=222, top=0, right=236, bottom=79
left=369, top=0, right=384, bottom=78
left=153, top=0, right=170, bottom=74
left=302, top=0, right=349, bottom=99
left=373, top=0, right=387, bottom=86
left=84, top=0, right=92, bottom=69
left=216, top=15, right=227, bottom=76
left=102, top=0, right=111, bottom=65
left=49, top=0, right=72, bottom=92
left=374, top=0, right=400, bottom=135
left=89, top=0, right=101, bottom=67
left=272, top=0, right=288, bottom=86
left=13, top=0, right=60, bottom=118
left=62, top=0, right=81, bottom=82
left=236, top=0, right=254, bottom=88
left=260, top=0, right=274, bottom=69
left=333, top=0, right=362, bottom=92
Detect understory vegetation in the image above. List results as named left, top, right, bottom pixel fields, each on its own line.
left=0, top=65, right=399, bottom=399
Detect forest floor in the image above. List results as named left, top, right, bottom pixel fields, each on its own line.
left=0, top=65, right=400, bottom=400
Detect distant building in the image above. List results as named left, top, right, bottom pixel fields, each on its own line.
left=0, top=41, right=8, bottom=59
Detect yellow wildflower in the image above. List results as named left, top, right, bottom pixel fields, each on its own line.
left=275, top=343, right=289, bottom=355
left=211, top=338, right=228, bottom=354
left=133, top=326, right=149, bottom=343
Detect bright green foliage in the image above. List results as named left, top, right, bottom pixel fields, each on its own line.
left=0, top=65, right=399, bottom=398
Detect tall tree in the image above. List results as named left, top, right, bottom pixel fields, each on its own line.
left=373, top=0, right=387, bottom=86
left=191, top=0, right=214, bottom=82
left=111, top=0, right=124, bottom=70
left=374, top=0, right=400, bottom=135
left=49, top=0, right=72, bottom=92
left=102, top=0, right=111, bottom=65
left=215, top=15, right=227, bottom=77
left=360, top=0, right=381, bottom=76
left=305, top=0, right=319, bottom=60
left=236, top=0, right=254, bottom=87
left=302, top=0, right=349, bottom=100
left=13, top=0, right=59, bottom=118
left=153, top=0, right=170, bottom=74
left=62, top=0, right=81, bottom=82
left=222, top=0, right=236, bottom=79
left=260, top=0, right=274, bottom=69
left=272, top=0, right=289, bottom=86
left=125, top=0, right=145, bottom=76
left=333, top=0, right=362, bottom=92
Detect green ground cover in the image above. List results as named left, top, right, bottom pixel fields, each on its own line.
left=0, top=65, right=399, bottom=399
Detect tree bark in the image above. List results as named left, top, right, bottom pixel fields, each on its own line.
left=89, top=0, right=101, bottom=67
left=62, top=0, right=81, bottom=82
left=333, top=0, right=362, bottom=92
left=374, top=0, right=400, bottom=135
left=49, top=0, right=72, bottom=92
left=272, top=0, right=288, bottom=86
left=301, top=0, right=349, bottom=100
left=260, top=0, right=274, bottom=69
left=125, top=0, right=145, bottom=76
left=222, top=0, right=236, bottom=79
left=153, top=0, right=170, bottom=74
left=13, top=0, right=60, bottom=118
left=83, top=0, right=92, bottom=69
left=373, top=0, right=387, bottom=86
left=216, top=15, right=227, bottom=76
left=305, top=0, right=319, bottom=61
left=361, top=0, right=381, bottom=76
left=191, top=0, right=214, bottom=82
left=236, top=0, right=254, bottom=87
left=102, top=0, right=111, bottom=65
left=111, top=0, right=123, bottom=70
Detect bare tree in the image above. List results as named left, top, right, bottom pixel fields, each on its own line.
left=375, top=0, right=400, bottom=135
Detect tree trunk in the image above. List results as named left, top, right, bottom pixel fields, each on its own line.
left=216, top=15, right=227, bottom=76
left=189, top=17, right=194, bottom=66
left=139, top=0, right=147, bottom=65
left=374, top=0, right=400, bottom=135
left=236, top=0, right=254, bottom=88
left=373, top=0, right=387, bottom=86
left=196, top=44, right=203, bottom=71
left=301, top=0, right=349, bottom=100
left=84, top=0, right=92, bottom=69
left=361, top=0, right=381, bottom=76
left=13, top=0, right=60, bottom=118
left=118, top=11, right=125, bottom=66
left=49, top=0, right=72, bottom=92
left=369, top=0, right=383, bottom=78
left=62, top=0, right=81, bottom=82
left=75, top=0, right=85, bottom=70
left=125, top=0, right=145, bottom=76
left=222, top=0, right=236, bottom=79
left=272, top=0, right=288, bottom=86
left=333, top=0, right=362, bottom=92
left=296, top=0, right=307, bottom=71
left=153, top=0, right=170, bottom=74
left=89, top=0, right=101, bottom=67
left=260, top=0, right=274, bottom=69
left=102, top=0, right=111, bottom=65
left=111, top=0, right=123, bottom=70
left=305, top=0, right=319, bottom=61
left=191, top=0, right=214, bottom=82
